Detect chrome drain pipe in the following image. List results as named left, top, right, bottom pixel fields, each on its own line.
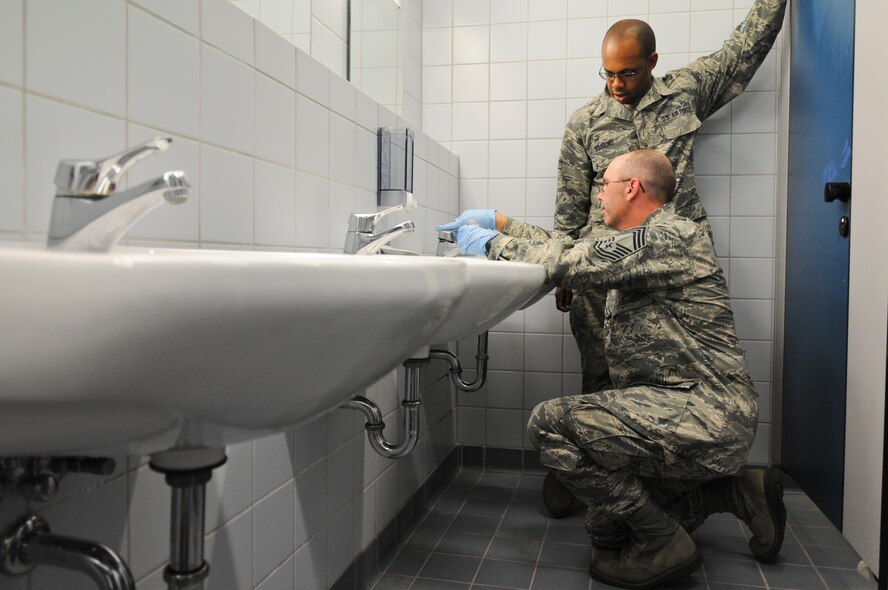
left=342, top=358, right=423, bottom=459
left=0, top=514, right=134, bottom=590
left=429, top=332, right=489, bottom=392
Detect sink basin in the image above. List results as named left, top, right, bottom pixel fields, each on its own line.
left=427, top=257, right=547, bottom=345
left=0, top=245, right=468, bottom=456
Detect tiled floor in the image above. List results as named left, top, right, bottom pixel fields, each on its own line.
left=367, top=469, right=879, bottom=590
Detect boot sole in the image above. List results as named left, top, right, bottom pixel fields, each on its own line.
left=543, top=471, right=577, bottom=518
left=751, top=467, right=786, bottom=563
left=589, top=549, right=703, bottom=590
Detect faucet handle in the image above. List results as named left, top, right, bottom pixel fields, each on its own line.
left=54, top=137, right=173, bottom=197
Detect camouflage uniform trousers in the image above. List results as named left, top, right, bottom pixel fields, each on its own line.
left=529, top=393, right=722, bottom=547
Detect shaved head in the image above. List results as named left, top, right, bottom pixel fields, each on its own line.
left=603, top=19, right=656, bottom=57
left=615, top=150, right=676, bottom=203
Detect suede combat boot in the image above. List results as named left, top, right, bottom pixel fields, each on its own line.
left=701, top=467, right=786, bottom=562
left=589, top=500, right=702, bottom=590
left=543, top=471, right=579, bottom=518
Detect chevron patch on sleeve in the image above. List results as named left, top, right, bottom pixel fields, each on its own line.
left=592, top=227, right=648, bottom=262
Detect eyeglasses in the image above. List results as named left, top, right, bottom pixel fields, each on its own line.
left=599, top=58, right=650, bottom=82
left=602, top=178, right=646, bottom=192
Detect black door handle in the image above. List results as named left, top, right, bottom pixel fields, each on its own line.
left=824, top=182, right=851, bottom=202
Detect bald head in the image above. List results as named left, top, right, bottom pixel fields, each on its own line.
left=618, top=150, right=676, bottom=203
left=603, top=19, right=656, bottom=58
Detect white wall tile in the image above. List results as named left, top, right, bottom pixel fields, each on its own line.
left=296, top=48, right=331, bottom=106
left=295, top=171, right=330, bottom=247
left=608, top=0, right=648, bottom=17
left=200, top=145, right=254, bottom=243
left=486, top=408, right=525, bottom=447
left=489, top=179, right=526, bottom=216
left=567, top=0, right=605, bottom=18
left=255, top=160, right=296, bottom=245
left=453, top=64, right=490, bottom=102
left=732, top=134, right=776, bottom=175
left=526, top=139, right=560, bottom=178
left=0, top=0, right=23, bottom=86
left=0, top=88, right=22, bottom=232
left=733, top=299, right=773, bottom=342
left=423, top=27, right=453, bottom=66
left=649, top=12, right=690, bottom=54
left=491, top=0, right=528, bottom=23
left=732, top=92, right=776, bottom=134
left=486, top=370, right=525, bottom=409
left=423, top=104, right=452, bottom=142
left=453, top=26, right=491, bottom=64
left=563, top=334, right=581, bottom=373
left=459, top=406, right=486, bottom=445
left=525, top=333, right=563, bottom=372
left=205, top=511, right=254, bottom=590
left=454, top=0, right=490, bottom=26
left=128, top=465, right=172, bottom=578
left=489, top=101, right=527, bottom=140
left=730, top=258, right=774, bottom=300
left=296, top=94, right=330, bottom=176
left=491, top=23, right=529, bottom=62
left=526, top=177, right=556, bottom=216
left=741, top=340, right=773, bottom=383
left=293, top=531, right=327, bottom=590
left=690, top=10, right=733, bottom=53
left=327, top=181, right=355, bottom=248
left=452, top=102, right=490, bottom=141
left=730, top=216, right=774, bottom=258
left=133, top=0, right=200, bottom=34
left=488, top=332, right=525, bottom=371
left=255, top=23, right=297, bottom=88
left=709, top=216, right=730, bottom=259
left=528, top=60, right=566, bottom=100
left=567, top=58, right=601, bottom=98
left=129, top=7, right=200, bottom=138
left=489, top=140, right=526, bottom=178
left=490, top=62, right=527, bottom=101
left=201, top=44, right=254, bottom=153
left=696, top=175, right=730, bottom=217
left=255, top=74, right=297, bottom=166
left=201, top=0, right=254, bottom=64
left=424, top=0, right=453, bottom=28
left=731, top=174, right=776, bottom=217
left=700, top=103, right=732, bottom=135
left=529, top=21, right=567, bottom=60
left=295, top=460, right=327, bottom=546
left=25, top=96, right=125, bottom=234
left=254, top=482, right=295, bottom=585
left=649, top=0, right=689, bottom=13
left=328, top=113, right=356, bottom=184
left=255, top=557, right=294, bottom=590
left=694, top=134, right=731, bottom=176
left=567, top=18, right=606, bottom=59
left=530, top=0, right=566, bottom=21
left=27, top=0, right=125, bottom=116
left=527, top=99, right=566, bottom=139
left=450, top=141, right=488, bottom=179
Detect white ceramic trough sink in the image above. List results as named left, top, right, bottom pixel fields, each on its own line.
left=427, top=257, right=547, bottom=346
left=0, top=244, right=468, bottom=457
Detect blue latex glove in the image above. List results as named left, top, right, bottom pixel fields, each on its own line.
left=457, top=225, right=500, bottom=256
left=435, top=209, right=497, bottom=231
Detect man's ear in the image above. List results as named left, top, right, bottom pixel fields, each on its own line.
left=649, top=52, right=659, bottom=71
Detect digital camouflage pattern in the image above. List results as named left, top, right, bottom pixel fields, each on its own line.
left=489, top=205, right=757, bottom=529
left=555, top=0, right=788, bottom=391
left=493, top=206, right=758, bottom=471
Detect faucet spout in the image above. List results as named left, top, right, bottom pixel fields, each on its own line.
left=1, top=514, right=134, bottom=590
left=355, top=220, right=415, bottom=255
left=48, top=170, right=190, bottom=251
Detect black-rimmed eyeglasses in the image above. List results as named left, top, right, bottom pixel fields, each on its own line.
left=599, top=58, right=650, bottom=82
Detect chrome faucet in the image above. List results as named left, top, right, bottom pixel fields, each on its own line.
left=343, top=193, right=417, bottom=255
left=47, top=137, right=190, bottom=251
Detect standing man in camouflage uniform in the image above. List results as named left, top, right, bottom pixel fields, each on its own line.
left=436, top=151, right=785, bottom=589
left=557, top=0, right=788, bottom=396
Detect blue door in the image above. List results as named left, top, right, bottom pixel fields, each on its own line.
left=783, top=0, right=854, bottom=529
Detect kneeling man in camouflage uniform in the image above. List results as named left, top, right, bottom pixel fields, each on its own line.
left=436, top=150, right=785, bottom=589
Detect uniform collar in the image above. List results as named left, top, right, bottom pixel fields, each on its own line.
left=595, top=77, right=677, bottom=117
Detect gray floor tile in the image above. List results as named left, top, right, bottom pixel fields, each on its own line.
left=545, top=522, right=589, bottom=545
left=449, top=514, right=500, bottom=536
left=405, top=528, right=446, bottom=552
left=697, top=534, right=755, bottom=561
left=697, top=517, right=746, bottom=538
left=412, top=579, right=470, bottom=589
left=538, top=541, right=591, bottom=570
left=370, top=574, right=413, bottom=589
left=478, top=472, right=521, bottom=488
left=418, top=554, right=481, bottom=583
left=767, top=542, right=812, bottom=566
left=788, top=509, right=835, bottom=528
left=531, top=566, right=591, bottom=589
left=710, top=584, right=766, bottom=590
left=818, top=568, right=878, bottom=590
left=497, top=518, right=547, bottom=541
left=805, top=544, right=865, bottom=569
left=760, top=563, right=827, bottom=589
left=386, top=550, right=429, bottom=576
left=486, top=537, right=542, bottom=563
left=704, top=557, right=766, bottom=586
left=461, top=499, right=508, bottom=519
left=790, top=525, right=853, bottom=549
left=475, top=559, right=535, bottom=588
left=435, top=531, right=492, bottom=557
left=504, top=501, right=549, bottom=522
left=470, top=485, right=515, bottom=504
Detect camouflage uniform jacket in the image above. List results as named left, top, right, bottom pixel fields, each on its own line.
left=555, top=0, right=787, bottom=239
left=489, top=206, right=757, bottom=473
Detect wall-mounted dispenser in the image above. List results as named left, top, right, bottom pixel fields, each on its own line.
left=377, top=127, right=414, bottom=207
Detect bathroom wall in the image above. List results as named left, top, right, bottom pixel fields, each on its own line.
left=423, top=0, right=783, bottom=466
left=0, top=0, right=461, bottom=589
